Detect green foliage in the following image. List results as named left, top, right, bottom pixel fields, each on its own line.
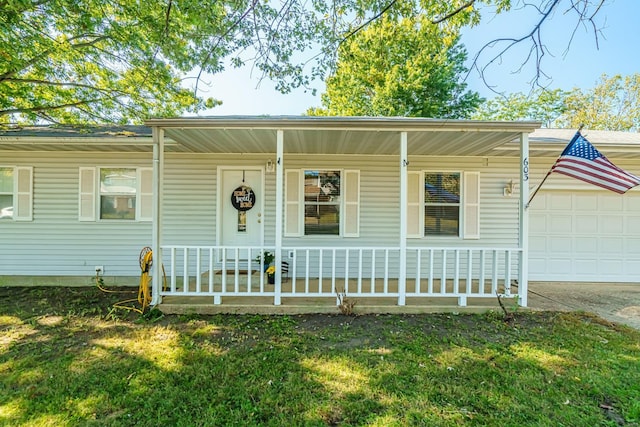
left=308, top=14, right=483, bottom=118
left=472, top=88, right=569, bottom=127
left=0, top=0, right=514, bottom=124
left=562, top=73, right=640, bottom=132
left=473, top=73, right=640, bottom=131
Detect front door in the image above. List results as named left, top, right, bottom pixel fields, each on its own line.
left=220, top=168, right=264, bottom=260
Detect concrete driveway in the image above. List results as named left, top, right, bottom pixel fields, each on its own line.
left=528, top=282, right=640, bottom=330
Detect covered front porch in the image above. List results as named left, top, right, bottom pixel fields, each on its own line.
left=145, top=117, right=539, bottom=312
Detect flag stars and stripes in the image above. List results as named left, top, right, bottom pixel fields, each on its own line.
left=551, top=132, right=640, bottom=194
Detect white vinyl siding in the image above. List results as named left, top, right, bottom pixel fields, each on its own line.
left=0, top=151, right=524, bottom=279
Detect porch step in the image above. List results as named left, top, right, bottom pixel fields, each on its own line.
left=157, top=297, right=505, bottom=315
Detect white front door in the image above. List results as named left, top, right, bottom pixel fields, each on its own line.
left=220, top=168, right=264, bottom=257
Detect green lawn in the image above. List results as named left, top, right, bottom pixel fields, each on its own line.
left=1, top=287, right=639, bottom=426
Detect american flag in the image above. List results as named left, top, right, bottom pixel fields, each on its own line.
left=551, top=131, right=640, bottom=194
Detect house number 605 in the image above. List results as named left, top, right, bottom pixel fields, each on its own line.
left=523, top=158, right=529, bottom=181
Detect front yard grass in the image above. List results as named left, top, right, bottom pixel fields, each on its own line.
left=1, top=286, right=639, bottom=426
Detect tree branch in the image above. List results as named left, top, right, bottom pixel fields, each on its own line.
left=0, top=99, right=103, bottom=116
left=431, top=0, right=476, bottom=24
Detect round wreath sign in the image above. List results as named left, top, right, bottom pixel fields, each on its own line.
left=231, top=185, right=256, bottom=211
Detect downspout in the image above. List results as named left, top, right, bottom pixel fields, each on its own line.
left=398, top=131, right=408, bottom=306
left=518, top=131, right=530, bottom=307
left=151, top=127, right=164, bottom=306
left=274, top=130, right=284, bottom=306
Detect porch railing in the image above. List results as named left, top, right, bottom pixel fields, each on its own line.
left=158, top=246, right=523, bottom=307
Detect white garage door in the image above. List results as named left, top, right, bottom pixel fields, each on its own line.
left=529, top=191, right=640, bottom=282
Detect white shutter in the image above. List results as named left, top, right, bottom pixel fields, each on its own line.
left=14, top=166, right=33, bottom=221
left=343, top=170, right=360, bottom=237
left=463, top=171, right=480, bottom=239
left=79, top=167, right=96, bottom=221
left=407, top=171, right=422, bottom=238
left=284, top=169, right=302, bottom=237
left=138, top=168, right=153, bottom=221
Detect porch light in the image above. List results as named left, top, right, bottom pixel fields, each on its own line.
left=266, top=159, right=275, bottom=173
left=503, top=180, right=514, bottom=197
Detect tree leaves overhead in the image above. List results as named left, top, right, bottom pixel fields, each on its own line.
left=0, top=0, right=608, bottom=124
left=472, top=74, right=640, bottom=132
left=308, top=15, right=483, bottom=118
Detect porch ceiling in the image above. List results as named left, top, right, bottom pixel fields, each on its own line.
left=151, top=116, right=541, bottom=156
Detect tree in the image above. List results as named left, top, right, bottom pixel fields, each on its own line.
left=307, top=15, right=482, bottom=118
left=561, top=74, right=640, bottom=132
left=472, top=88, right=568, bottom=127
left=472, top=74, right=640, bottom=132
left=1, top=0, right=609, bottom=124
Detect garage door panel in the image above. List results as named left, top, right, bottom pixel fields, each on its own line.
left=599, top=259, right=623, bottom=274
left=599, top=238, right=623, bottom=254
left=574, top=259, right=598, bottom=274
left=626, top=217, right=640, bottom=234
left=574, top=215, right=597, bottom=233
left=547, top=258, right=573, bottom=274
left=599, top=195, right=623, bottom=211
left=624, top=238, right=640, bottom=255
left=548, top=237, right=571, bottom=253
left=599, top=216, right=624, bottom=234
left=549, top=215, right=572, bottom=232
left=530, top=216, right=547, bottom=232
left=549, top=194, right=572, bottom=209
left=625, top=195, right=640, bottom=209
left=574, top=237, right=597, bottom=253
left=530, top=190, right=640, bottom=282
left=623, top=260, right=640, bottom=275
left=575, top=196, right=597, bottom=211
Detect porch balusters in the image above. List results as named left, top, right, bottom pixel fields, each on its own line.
left=159, top=245, right=522, bottom=306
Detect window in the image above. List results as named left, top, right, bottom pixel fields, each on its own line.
left=0, top=168, right=12, bottom=219
left=79, top=167, right=152, bottom=221
left=0, top=166, right=33, bottom=221
left=304, top=170, right=341, bottom=235
left=100, top=168, right=137, bottom=220
left=424, top=172, right=460, bottom=236
left=407, top=171, right=479, bottom=239
left=285, top=169, right=359, bottom=237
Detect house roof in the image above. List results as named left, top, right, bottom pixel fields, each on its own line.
left=2, top=117, right=639, bottom=157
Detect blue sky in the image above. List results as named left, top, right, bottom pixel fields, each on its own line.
left=200, top=0, right=639, bottom=116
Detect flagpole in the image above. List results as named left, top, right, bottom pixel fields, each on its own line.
left=526, top=169, right=553, bottom=208
left=525, top=125, right=584, bottom=208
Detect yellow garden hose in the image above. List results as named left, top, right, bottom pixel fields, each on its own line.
left=95, top=247, right=165, bottom=314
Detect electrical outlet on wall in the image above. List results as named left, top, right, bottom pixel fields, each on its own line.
left=95, top=266, right=104, bottom=273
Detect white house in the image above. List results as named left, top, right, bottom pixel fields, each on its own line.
left=1, top=117, right=637, bottom=312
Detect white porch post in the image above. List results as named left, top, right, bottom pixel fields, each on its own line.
left=151, top=127, right=164, bottom=306
left=518, top=131, right=530, bottom=307
left=274, top=130, right=284, bottom=306
left=398, top=131, right=408, bottom=306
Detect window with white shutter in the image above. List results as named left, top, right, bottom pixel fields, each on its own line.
left=79, top=167, right=152, bottom=221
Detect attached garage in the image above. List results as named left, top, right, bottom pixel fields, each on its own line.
left=529, top=189, right=640, bottom=282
